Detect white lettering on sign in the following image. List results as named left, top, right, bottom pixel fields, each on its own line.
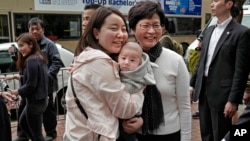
left=35, top=0, right=138, bottom=14
left=234, top=129, right=247, bottom=136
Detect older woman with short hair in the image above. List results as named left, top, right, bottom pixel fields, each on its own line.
left=122, top=1, right=191, bottom=141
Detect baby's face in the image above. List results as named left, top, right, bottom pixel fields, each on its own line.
left=118, top=49, right=141, bottom=71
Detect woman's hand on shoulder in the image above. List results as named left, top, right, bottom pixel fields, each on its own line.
left=67, top=63, right=74, bottom=74
left=122, top=116, right=143, bottom=134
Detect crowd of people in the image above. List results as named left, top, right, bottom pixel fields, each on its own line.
left=1, top=0, right=250, bottom=141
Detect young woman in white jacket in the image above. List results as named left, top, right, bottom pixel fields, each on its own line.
left=63, top=7, right=144, bottom=141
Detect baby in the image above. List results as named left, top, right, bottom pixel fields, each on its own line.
left=118, top=42, right=157, bottom=94
left=117, top=42, right=157, bottom=141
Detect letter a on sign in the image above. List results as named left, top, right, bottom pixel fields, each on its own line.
left=234, top=129, right=247, bottom=136
left=234, top=129, right=241, bottom=136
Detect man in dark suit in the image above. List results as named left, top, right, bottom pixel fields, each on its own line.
left=190, top=0, right=250, bottom=141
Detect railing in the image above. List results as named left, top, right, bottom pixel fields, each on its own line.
left=0, top=68, right=68, bottom=127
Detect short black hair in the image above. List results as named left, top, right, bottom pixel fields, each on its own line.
left=225, top=0, right=235, bottom=4
left=231, top=5, right=240, bottom=18
left=84, top=4, right=102, bottom=10
left=128, top=1, right=165, bottom=30
left=28, top=17, right=44, bottom=28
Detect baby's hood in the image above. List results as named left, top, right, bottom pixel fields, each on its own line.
left=120, top=53, right=158, bottom=85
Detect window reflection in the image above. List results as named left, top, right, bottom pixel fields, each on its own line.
left=0, top=15, right=10, bottom=43
left=168, top=17, right=201, bottom=35
left=14, top=14, right=81, bottom=41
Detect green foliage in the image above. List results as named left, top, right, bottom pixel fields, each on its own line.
left=188, top=49, right=200, bottom=73
left=159, top=34, right=183, bottom=56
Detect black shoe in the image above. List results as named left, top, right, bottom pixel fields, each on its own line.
left=192, top=111, right=199, bottom=119
left=12, top=137, right=29, bottom=141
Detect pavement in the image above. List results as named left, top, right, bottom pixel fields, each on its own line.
left=11, top=103, right=202, bottom=141
left=191, top=102, right=201, bottom=141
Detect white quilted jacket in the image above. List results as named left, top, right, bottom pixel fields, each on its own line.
left=63, top=47, right=144, bottom=141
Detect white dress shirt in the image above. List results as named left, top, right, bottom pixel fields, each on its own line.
left=204, top=17, right=232, bottom=76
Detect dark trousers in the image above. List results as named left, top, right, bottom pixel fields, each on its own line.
left=0, top=99, right=11, bottom=141
left=136, top=130, right=180, bottom=141
left=19, top=98, right=48, bottom=141
left=199, top=78, right=232, bottom=141
left=43, top=93, right=57, bottom=137
left=17, top=93, right=57, bottom=138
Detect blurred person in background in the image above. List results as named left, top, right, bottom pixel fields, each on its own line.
left=13, top=17, right=62, bottom=141
left=0, top=90, right=14, bottom=141
left=8, top=44, right=18, bottom=72
left=159, top=16, right=183, bottom=56
left=9, top=33, right=49, bottom=141
left=222, top=74, right=250, bottom=141
left=81, top=4, right=102, bottom=34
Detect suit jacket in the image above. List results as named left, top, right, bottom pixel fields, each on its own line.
left=191, top=20, right=250, bottom=110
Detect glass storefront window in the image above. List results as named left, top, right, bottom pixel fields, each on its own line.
left=14, top=13, right=81, bottom=41
left=168, top=17, right=201, bottom=35
left=0, top=15, right=10, bottom=43
left=244, top=0, right=250, bottom=5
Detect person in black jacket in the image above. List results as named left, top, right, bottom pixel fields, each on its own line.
left=13, top=17, right=62, bottom=141
left=9, top=33, right=48, bottom=141
left=222, top=103, right=250, bottom=141
left=221, top=74, right=250, bottom=141
left=190, top=0, right=250, bottom=140
left=8, top=44, right=18, bottom=72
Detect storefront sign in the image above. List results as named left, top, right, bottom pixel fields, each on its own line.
left=35, top=0, right=136, bottom=14
left=35, top=0, right=201, bottom=15
left=163, top=0, right=201, bottom=15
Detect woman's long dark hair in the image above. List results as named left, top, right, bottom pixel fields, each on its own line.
left=74, top=6, right=128, bottom=56
left=16, top=33, right=47, bottom=71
